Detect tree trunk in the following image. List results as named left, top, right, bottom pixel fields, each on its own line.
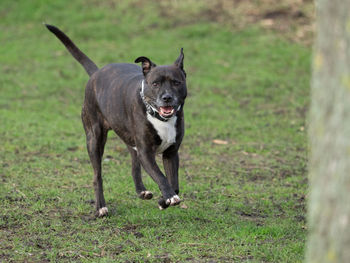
left=307, top=0, right=350, bottom=262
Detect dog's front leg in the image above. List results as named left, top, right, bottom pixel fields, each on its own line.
left=163, top=150, right=179, bottom=194
left=160, top=150, right=180, bottom=210
left=137, top=149, right=181, bottom=209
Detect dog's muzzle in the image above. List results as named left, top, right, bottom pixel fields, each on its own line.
left=140, top=80, right=181, bottom=122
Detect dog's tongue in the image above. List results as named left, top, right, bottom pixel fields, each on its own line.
left=159, top=106, right=174, bottom=117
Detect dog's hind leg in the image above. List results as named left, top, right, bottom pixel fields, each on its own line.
left=82, top=109, right=109, bottom=217
left=127, top=146, right=153, bottom=200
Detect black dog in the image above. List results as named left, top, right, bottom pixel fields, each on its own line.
left=46, top=25, right=187, bottom=217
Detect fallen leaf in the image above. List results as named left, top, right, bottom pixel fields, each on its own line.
left=261, top=19, right=274, bottom=27
left=213, top=139, right=228, bottom=145
left=180, top=203, right=188, bottom=209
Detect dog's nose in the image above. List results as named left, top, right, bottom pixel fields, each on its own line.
left=161, top=94, right=173, bottom=103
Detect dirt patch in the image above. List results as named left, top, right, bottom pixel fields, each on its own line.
left=237, top=210, right=267, bottom=219
left=119, top=224, right=145, bottom=239
left=156, top=0, right=314, bottom=45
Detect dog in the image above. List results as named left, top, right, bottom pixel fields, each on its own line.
left=46, top=25, right=187, bottom=217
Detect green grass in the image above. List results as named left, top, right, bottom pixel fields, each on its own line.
left=0, top=0, right=310, bottom=262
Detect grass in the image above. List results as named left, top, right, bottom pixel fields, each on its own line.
left=0, top=0, right=310, bottom=262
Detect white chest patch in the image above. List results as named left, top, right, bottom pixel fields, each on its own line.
left=147, top=113, right=177, bottom=154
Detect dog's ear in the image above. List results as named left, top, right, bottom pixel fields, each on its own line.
left=135, top=56, right=156, bottom=76
left=174, top=48, right=186, bottom=77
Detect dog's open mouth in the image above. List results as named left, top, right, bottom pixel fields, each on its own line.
left=159, top=106, right=175, bottom=118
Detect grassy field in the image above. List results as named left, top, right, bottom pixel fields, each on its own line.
left=0, top=0, right=310, bottom=262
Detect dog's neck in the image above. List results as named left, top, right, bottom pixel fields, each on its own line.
left=140, top=80, right=180, bottom=122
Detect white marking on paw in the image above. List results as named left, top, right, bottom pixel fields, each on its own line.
left=166, top=195, right=181, bottom=206
left=98, top=207, right=108, bottom=217
left=140, top=190, right=153, bottom=199
left=147, top=113, right=177, bottom=154
left=144, top=190, right=152, bottom=196
left=158, top=205, right=165, bottom=210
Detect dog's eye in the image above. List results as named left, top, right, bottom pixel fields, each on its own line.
left=152, top=81, right=160, bottom=87
left=173, top=80, right=181, bottom=86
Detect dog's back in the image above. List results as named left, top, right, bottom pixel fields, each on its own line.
left=85, top=63, right=145, bottom=145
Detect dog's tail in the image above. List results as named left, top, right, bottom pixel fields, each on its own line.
left=45, top=24, right=98, bottom=76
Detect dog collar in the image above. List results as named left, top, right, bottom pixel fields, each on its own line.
left=140, top=80, right=181, bottom=122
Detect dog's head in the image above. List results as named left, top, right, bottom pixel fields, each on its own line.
left=135, top=48, right=187, bottom=119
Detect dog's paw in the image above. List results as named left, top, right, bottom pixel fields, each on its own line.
left=158, top=205, right=167, bottom=210
left=97, top=207, right=108, bottom=217
left=166, top=195, right=181, bottom=206
left=158, top=198, right=169, bottom=210
left=139, top=191, right=153, bottom=200
left=158, top=195, right=181, bottom=210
